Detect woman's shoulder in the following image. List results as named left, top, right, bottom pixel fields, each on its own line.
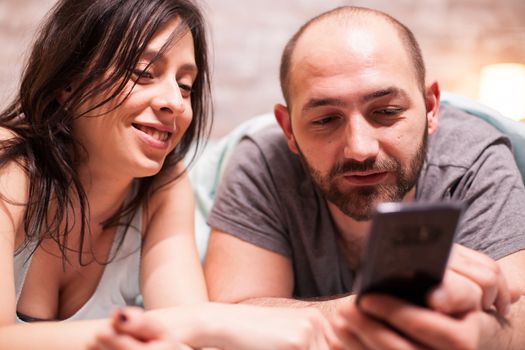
left=0, top=125, right=18, bottom=141
left=0, top=126, right=29, bottom=189
left=0, top=127, right=30, bottom=248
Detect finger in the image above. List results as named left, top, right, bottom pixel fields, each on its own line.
left=428, top=268, right=482, bottom=315
left=86, top=338, right=107, bottom=350
left=449, top=245, right=511, bottom=315
left=89, top=328, right=117, bottom=350
left=331, top=311, right=368, bottom=350
left=312, top=328, right=330, bottom=350
left=360, top=294, right=478, bottom=350
left=96, top=331, right=144, bottom=350
left=111, top=307, right=167, bottom=342
left=319, top=315, right=344, bottom=350
left=338, top=300, right=422, bottom=350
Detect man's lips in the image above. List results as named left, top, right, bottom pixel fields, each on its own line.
left=341, top=171, right=389, bottom=185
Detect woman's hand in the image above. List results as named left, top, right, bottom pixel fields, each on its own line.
left=88, top=307, right=191, bottom=350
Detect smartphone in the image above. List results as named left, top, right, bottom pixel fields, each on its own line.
left=355, top=201, right=464, bottom=307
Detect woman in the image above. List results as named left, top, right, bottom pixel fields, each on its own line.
left=0, top=0, right=335, bottom=349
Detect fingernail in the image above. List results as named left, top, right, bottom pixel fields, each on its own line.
left=360, top=297, right=373, bottom=312
left=118, top=312, right=128, bottom=323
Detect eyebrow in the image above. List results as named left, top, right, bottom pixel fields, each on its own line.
left=302, top=98, right=347, bottom=113
left=361, top=87, right=410, bottom=103
left=301, top=86, right=410, bottom=114
left=139, top=49, right=198, bottom=76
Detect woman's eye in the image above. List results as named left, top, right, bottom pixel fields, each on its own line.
left=179, top=84, right=193, bottom=98
left=132, top=69, right=153, bottom=82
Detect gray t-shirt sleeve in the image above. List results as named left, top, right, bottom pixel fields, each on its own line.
left=451, top=141, right=525, bottom=260
left=207, top=135, right=292, bottom=257
left=418, top=106, right=525, bottom=260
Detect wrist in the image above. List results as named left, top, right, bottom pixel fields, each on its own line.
left=148, top=303, right=218, bottom=348
left=178, top=302, right=241, bottom=349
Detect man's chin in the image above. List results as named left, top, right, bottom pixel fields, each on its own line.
left=330, top=187, right=397, bottom=221
left=328, top=195, right=376, bottom=221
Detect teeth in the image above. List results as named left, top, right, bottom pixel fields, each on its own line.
left=136, top=125, right=170, bottom=142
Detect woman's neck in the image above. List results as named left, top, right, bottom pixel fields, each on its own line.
left=77, top=163, right=135, bottom=228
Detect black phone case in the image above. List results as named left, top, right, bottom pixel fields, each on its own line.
left=356, top=201, right=464, bottom=306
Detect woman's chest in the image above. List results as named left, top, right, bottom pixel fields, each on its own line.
left=15, top=231, right=119, bottom=321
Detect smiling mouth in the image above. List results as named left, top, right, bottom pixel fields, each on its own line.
left=132, top=124, right=172, bottom=142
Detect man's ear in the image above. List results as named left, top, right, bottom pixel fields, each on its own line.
left=425, top=81, right=440, bottom=135
left=274, top=103, right=299, bottom=154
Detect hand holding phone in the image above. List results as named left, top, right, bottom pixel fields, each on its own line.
left=355, top=201, right=464, bottom=307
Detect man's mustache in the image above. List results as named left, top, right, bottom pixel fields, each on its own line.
left=329, top=157, right=400, bottom=177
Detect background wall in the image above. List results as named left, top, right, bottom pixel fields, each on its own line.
left=1, top=0, right=524, bottom=136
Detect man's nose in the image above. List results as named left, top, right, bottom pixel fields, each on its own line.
left=343, top=116, right=380, bottom=162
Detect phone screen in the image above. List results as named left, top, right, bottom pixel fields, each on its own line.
left=355, top=201, right=464, bottom=306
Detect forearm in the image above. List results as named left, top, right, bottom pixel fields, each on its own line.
left=149, top=301, right=337, bottom=350
left=479, top=298, right=525, bottom=350
left=241, top=294, right=353, bottom=318
left=0, top=318, right=109, bottom=350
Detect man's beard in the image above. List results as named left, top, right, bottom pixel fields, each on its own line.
left=296, top=131, right=427, bottom=221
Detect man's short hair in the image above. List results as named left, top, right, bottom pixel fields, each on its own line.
left=279, top=6, right=426, bottom=106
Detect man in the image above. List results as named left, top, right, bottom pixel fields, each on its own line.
left=204, top=6, right=525, bottom=349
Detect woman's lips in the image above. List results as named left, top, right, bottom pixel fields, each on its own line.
left=132, top=124, right=171, bottom=150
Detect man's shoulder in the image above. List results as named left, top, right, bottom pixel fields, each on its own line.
left=231, top=123, right=317, bottom=198
left=428, top=105, right=510, bottom=168
left=243, top=123, right=289, bottom=153
left=238, top=124, right=300, bottom=171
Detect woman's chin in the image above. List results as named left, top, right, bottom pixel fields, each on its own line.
left=131, top=159, right=166, bottom=178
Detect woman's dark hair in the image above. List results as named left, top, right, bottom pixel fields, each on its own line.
left=0, top=0, right=212, bottom=264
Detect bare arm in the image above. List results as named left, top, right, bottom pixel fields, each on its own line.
left=0, top=319, right=112, bottom=350
left=90, top=303, right=338, bottom=350
left=0, top=159, right=29, bottom=326
left=205, top=228, right=352, bottom=317
left=141, top=163, right=207, bottom=308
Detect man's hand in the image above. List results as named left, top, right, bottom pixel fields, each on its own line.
left=333, top=295, right=482, bottom=350
left=435, top=244, right=520, bottom=315
left=331, top=244, right=520, bottom=349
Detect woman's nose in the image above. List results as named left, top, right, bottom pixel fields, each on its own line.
left=151, top=79, right=186, bottom=115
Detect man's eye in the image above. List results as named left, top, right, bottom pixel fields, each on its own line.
left=375, top=108, right=403, bottom=116
left=312, top=116, right=337, bottom=125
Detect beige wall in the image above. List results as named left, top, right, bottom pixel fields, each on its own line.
left=1, top=0, right=524, bottom=136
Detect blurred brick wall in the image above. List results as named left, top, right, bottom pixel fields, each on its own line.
left=1, top=0, right=524, bottom=136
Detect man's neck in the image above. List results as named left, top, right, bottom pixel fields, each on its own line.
left=327, top=188, right=417, bottom=269
left=326, top=201, right=370, bottom=269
